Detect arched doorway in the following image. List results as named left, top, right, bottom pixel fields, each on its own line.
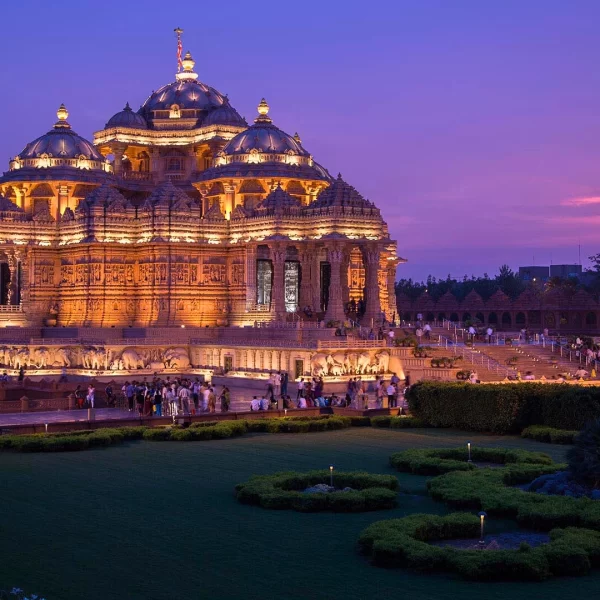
left=516, top=312, right=526, bottom=325
left=501, top=312, right=512, bottom=326
left=488, top=312, right=498, bottom=325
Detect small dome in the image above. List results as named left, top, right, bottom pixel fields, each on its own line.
left=17, top=105, right=104, bottom=163
left=106, top=103, right=147, bottom=129
left=256, top=185, right=300, bottom=212
left=309, top=174, right=376, bottom=210
left=0, top=194, right=24, bottom=213
left=203, top=102, right=247, bottom=127
left=222, top=99, right=309, bottom=157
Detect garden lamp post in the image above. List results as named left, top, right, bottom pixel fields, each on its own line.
left=44, top=423, right=48, bottom=434
left=467, top=441, right=472, bottom=463
left=478, top=511, right=487, bottom=549
left=330, top=465, right=334, bottom=487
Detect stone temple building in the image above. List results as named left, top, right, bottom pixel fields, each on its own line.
left=0, top=48, right=401, bottom=329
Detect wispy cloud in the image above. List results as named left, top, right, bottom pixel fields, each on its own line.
left=561, top=196, right=600, bottom=207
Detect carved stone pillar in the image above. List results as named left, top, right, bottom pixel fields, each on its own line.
left=112, top=143, right=127, bottom=176
left=325, top=246, right=345, bottom=322
left=299, top=247, right=313, bottom=310
left=245, top=246, right=257, bottom=311
left=270, top=245, right=286, bottom=319
left=363, top=247, right=381, bottom=324
left=224, top=182, right=236, bottom=219
left=312, top=250, right=322, bottom=312
left=387, top=264, right=397, bottom=321
left=341, top=254, right=350, bottom=316
left=6, top=253, right=18, bottom=305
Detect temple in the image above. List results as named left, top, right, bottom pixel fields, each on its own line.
left=0, top=48, right=401, bottom=329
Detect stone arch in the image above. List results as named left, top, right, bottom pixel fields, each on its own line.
left=516, top=312, right=526, bottom=325
left=450, top=312, right=459, bottom=322
left=501, top=312, right=512, bottom=325
left=475, top=312, right=485, bottom=324
left=488, top=312, right=498, bottom=324
left=572, top=312, right=582, bottom=329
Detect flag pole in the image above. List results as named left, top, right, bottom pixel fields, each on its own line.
left=174, top=27, right=184, bottom=73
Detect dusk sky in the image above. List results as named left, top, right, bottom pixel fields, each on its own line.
left=1, top=0, right=600, bottom=280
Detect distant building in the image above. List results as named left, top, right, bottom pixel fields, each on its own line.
left=549, top=264, right=582, bottom=279
left=518, top=266, right=549, bottom=282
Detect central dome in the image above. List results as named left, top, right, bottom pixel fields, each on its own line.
left=139, top=51, right=228, bottom=122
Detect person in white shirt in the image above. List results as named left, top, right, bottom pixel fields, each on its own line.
left=202, top=386, right=210, bottom=412
left=296, top=378, right=305, bottom=401
left=166, top=388, right=178, bottom=416
left=274, top=372, right=282, bottom=398
left=178, top=385, right=190, bottom=415
left=298, top=396, right=307, bottom=409
left=386, top=383, right=396, bottom=407
left=486, top=327, right=493, bottom=344
left=423, top=323, right=432, bottom=340
left=259, top=396, right=269, bottom=410
left=250, top=397, right=260, bottom=411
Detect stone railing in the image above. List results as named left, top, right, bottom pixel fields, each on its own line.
left=317, top=339, right=386, bottom=349
left=0, top=305, right=23, bottom=312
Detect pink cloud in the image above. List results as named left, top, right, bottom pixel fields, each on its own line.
left=561, top=196, right=600, bottom=206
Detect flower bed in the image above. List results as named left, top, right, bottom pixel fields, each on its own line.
left=359, top=513, right=600, bottom=580
left=235, top=470, right=399, bottom=512
left=389, top=447, right=553, bottom=475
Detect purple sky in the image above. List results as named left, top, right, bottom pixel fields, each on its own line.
left=2, top=0, right=600, bottom=280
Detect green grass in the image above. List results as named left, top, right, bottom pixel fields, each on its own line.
left=0, top=428, right=598, bottom=600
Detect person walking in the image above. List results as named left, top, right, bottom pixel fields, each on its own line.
left=296, top=378, right=305, bottom=401
left=86, top=384, right=96, bottom=409
left=386, top=382, right=396, bottom=408
left=220, top=386, right=230, bottom=412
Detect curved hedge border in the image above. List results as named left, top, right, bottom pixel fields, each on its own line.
left=235, top=470, right=399, bottom=512
left=389, top=447, right=554, bottom=475
left=521, top=425, right=578, bottom=445
left=0, top=416, right=353, bottom=453
left=417, top=456, right=600, bottom=532
left=359, top=513, right=600, bottom=580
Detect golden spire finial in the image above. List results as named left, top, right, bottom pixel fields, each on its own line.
left=257, top=98, right=269, bottom=116
left=254, top=98, right=272, bottom=124
left=57, top=103, right=69, bottom=121
left=54, top=104, right=71, bottom=129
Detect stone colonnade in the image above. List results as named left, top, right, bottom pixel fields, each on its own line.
left=245, top=241, right=397, bottom=323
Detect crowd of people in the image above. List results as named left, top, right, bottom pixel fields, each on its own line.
left=117, top=378, right=231, bottom=417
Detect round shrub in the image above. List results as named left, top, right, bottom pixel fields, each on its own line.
left=235, top=470, right=399, bottom=512
left=359, top=513, right=600, bottom=580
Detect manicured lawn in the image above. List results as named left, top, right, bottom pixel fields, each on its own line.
left=0, top=428, right=596, bottom=600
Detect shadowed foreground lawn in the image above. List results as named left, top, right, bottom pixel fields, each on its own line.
left=0, top=427, right=596, bottom=600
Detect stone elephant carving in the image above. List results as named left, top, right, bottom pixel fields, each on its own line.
left=374, top=351, right=390, bottom=374
left=163, top=347, right=191, bottom=369
left=12, top=348, right=29, bottom=370
left=120, top=348, right=145, bottom=370
left=356, top=352, right=372, bottom=374
left=52, top=348, right=71, bottom=368
left=0, top=346, right=11, bottom=366
left=82, top=347, right=106, bottom=370
left=31, top=347, right=51, bottom=368
left=327, top=352, right=347, bottom=375
left=311, top=353, right=329, bottom=377
left=346, top=352, right=359, bottom=374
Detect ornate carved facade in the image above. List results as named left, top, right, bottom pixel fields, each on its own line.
left=0, top=47, right=402, bottom=328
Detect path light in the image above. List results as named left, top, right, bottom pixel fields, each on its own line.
left=478, top=511, right=488, bottom=549
left=44, top=423, right=48, bottom=434
left=467, top=441, right=472, bottom=463
left=284, top=409, right=287, bottom=416
left=330, top=465, right=334, bottom=487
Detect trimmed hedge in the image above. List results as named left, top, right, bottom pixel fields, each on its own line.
left=521, top=425, right=578, bottom=445
left=426, top=464, right=600, bottom=531
left=359, top=513, right=600, bottom=580
left=407, top=381, right=600, bottom=433
left=389, top=447, right=553, bottom=475
left=235, top=470, right=399, bottom=512
left=0, top=416, right=353, bottom=453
